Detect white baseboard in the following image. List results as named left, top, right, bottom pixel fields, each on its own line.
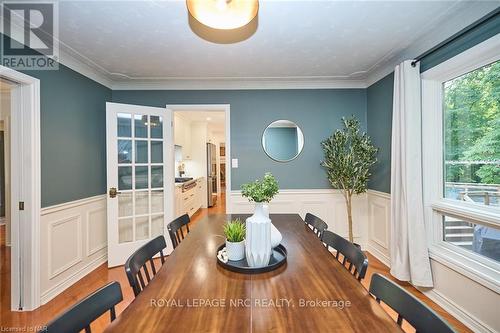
left=40, top=252, right=107, bottom=305
left=423, top=288, right=497, bottom=333
left=366, top=244, right=391, bottom=267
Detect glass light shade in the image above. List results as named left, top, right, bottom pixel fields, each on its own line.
left=187, top=0, right=259, bottom=30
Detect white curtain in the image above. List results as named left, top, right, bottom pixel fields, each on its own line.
left=390, top=60, right=433, bottom=287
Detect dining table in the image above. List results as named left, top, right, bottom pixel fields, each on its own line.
left=104, top=214, right=402, bottom=332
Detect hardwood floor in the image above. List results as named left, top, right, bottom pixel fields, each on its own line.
left=0, top=197, right=472, bottom=332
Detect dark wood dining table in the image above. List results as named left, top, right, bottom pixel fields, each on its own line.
left=104, top=214, right=402, bottom=332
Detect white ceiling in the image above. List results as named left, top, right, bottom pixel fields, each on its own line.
left=176, top=111, right=225, bottom=132
left=15, top=1, right=500, bottom=88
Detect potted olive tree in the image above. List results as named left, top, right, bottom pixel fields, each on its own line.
left=223, top=219, right=246, bottom=261
left=321, top=117, right=378, bottom=244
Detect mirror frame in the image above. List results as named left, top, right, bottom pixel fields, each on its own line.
left=261, top=119, right=304, bottom=163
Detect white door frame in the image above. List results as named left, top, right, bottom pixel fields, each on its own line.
left=165, top=104, right=231, bottom=213
left=0, top=65, right=41, bottom=310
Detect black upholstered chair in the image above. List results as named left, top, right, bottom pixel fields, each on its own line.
left=369, top=273, right=456, bottom=332
left=321, top=230, right=368, bottom=281
left=45, top=281, right=123, bottom=333
left=167, top=213, right=191, bottom=249
left=124, top=235, right=167, bottom=297
left=304, top=213, right=328, bottom=238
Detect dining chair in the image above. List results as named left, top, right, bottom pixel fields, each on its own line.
left=321, top=230, right=368, bottom=281
left=304, top=213, right=328, bottom=238
left=45, top=281, right=123, bottom=333
left=369, top=273, right=456, bottom=332
left=125, top=235, right=167, bottom=297
left=167, top=213, right=191, bottom=249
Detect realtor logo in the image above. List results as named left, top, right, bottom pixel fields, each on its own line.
left=1, top=1, right=59, bottom=70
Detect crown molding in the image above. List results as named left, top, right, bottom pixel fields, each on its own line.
left=4, top=1, right=497, bottom=91
left=365, top=2, right=499, bottom=87
left=58, top=47, right=113, bottom=89
left=111, top=77, right=368, bottom=90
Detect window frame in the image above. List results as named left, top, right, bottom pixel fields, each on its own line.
left=421, top=34, right=500, bottom=293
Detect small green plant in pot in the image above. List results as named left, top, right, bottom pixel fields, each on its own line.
left=223, top=219, right=246, bottom=261
left=241, top=172, right=279, bottom=203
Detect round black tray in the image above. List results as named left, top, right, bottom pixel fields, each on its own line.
left=216, top=243, right=287, bottom=274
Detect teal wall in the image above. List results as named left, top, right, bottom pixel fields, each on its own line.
left=367, top=73, right=394, bottom=193
left=420, top=9, right=500, bottom=72
left=32, top=66, right=111, bottom=207
left=2, top=34, right=111, bottom=207
left=111, top=89, right=366, bottom=190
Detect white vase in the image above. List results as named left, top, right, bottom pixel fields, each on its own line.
left=263, top=203, right=282, bottom=248
left=245, top=203, right=272, bottom=267
left=226, top=239, right=245, bottom=261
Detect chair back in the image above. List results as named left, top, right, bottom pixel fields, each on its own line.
left=125, top=235, right=167, bottom=297
left=369, top=273, right=456, bottom=332
left=304, top=213, right=328, bottom=238
left=45, top=281, right=123, bottom=333
left=167, top=214, right=191, bottom=249
left=321, top=230, right=368, bottom=281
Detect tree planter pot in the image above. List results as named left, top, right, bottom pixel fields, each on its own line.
left=226, top=239, right=245, bottom=261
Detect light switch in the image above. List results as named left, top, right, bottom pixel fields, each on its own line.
left=232, top=158, right=239, bottom=168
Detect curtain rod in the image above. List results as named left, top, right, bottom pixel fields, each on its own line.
left=411, top=7, right=500, bottom=67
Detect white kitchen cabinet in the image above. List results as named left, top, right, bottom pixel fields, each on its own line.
left=173, top=114, right=192, bottom=160
left=174, top=177, right=204, bottom=218
left=183, top=124, right=192, bottom=160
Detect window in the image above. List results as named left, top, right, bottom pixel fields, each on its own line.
left=442, top=60, right=500, bottom=264
left=421, top=36, right=500, bottom=287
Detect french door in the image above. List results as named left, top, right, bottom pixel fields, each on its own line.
left=106, top=102, right=173, bottom=267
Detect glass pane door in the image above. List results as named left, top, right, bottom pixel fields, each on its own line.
left=117, top=113, right=165, bottom=243
left=106, top=102, right=173, bottom=267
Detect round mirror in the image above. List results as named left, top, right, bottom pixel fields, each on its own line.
left=262, top=120, right=304, bottom=162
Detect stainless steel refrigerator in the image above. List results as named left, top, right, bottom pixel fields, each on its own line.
left=207, top=143, right=218, bottom=207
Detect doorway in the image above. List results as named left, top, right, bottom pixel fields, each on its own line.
left=167, top=104, right=230, bottom=221
left=0, top=65, right=41, bottom=311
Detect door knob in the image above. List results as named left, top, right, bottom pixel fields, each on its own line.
left=109, top=187, right=120, bottom=198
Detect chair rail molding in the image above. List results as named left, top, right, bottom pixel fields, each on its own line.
left=40, top=195, right=107, bottom=305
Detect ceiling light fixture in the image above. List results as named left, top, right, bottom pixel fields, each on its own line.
left=186, top=0, right=259, bottom=30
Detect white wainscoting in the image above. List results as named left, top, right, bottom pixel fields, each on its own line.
left=229, top=189, right=368, bottom=247
left=366, top=190, right=391, bottom=267
left=40, top=195, right=107, bottom=304
left=365, top=190, right=500, bottom=333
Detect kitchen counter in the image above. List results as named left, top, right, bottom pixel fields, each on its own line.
left=175, top=176, right=204, bottom=187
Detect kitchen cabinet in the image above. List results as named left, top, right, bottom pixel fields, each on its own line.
left=175, top=177, right=204, bottom=218
left=174, top=114, right=192, bottom=160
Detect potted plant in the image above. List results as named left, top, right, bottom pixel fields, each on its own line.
left=321, top=117, right=378, bottom=244
left=223, top=219, right=246, bottom=261
left=241, top=172, right=280, bottom=267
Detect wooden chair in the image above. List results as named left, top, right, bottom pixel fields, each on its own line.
left=45, top=281, right=123, bottom=333
left=124, top=235, right=167, bottom=297
left=304, top=213, right=328, bottom=238
left=369, top=273, right=456, bottom=332
left=321, top=230, right=368, bottom=281
left=167, top=214, right=191, bottom=249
